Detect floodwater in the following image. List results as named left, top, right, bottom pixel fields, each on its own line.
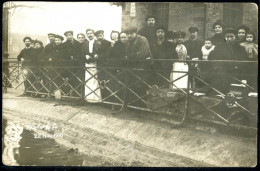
left=2, top=119, right=85, bottom=166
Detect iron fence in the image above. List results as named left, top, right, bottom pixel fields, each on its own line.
left=2, top=58, right=258, bottom=130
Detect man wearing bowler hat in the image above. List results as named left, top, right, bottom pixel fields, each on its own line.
left=184, top=27, right=203, bottom=60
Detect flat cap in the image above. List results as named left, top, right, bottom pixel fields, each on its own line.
left=86, top=29, right=95, bottom=34
left=55, top=34, right=64, bottom=41
left=188, top=27, right=199, bottom=32
left=95, top=30, right=104, bottom=36
left=48, top=33, right=56, bottom=36
left=64, top=30, right=73, bottom=36
left=124, top=26, right=138, bottom=34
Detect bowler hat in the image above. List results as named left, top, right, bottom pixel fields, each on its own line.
left=55, top=34, right=64, bottom=41
left=188, top=27, right=199, bottom=33
left=64, top=30, right=73, bottom=36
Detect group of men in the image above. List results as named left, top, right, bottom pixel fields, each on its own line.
left=15, top=15, right=257, bottom=96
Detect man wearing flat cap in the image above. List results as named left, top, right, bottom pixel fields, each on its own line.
left=150, top=26, right=178, bottom=85
left=94, top=30, right=111, bottom=66
left=63, top=30, right=81, bottom=63
left=184, top=27, right=203, bottom=60
left=137, top=15, right=157, bottom=48
left=207, top=28, right=248, bottom=94
left=44, top=33, right=56, bottom=59
left=125, top=26, right=153, bottom=101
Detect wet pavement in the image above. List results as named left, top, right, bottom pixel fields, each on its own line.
left=2, top=119, right=83, bottom=166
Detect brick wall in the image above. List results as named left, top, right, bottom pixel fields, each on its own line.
left=121, top=2, right=150, bottom=31
left=204, top=3, right=224, bottom=39
left=243, top=3, right=258, bottom=41
left=168, top=2, right=206, bottom=41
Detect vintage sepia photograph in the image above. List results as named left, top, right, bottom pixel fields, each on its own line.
left=2, top=1, right=258, bottom=167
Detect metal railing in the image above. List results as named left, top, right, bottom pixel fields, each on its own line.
left=2, top=58, right=258, bottom=130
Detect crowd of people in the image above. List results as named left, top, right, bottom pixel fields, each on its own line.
left=14, top=15, right=258, bottom=102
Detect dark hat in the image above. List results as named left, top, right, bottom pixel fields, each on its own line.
left=95, top=30, right=104, bottom=36
left=77, top=33, right=86, bottom=38
left=55, top=34, right=64, bottom=41
left=64, top=30, right=73, bottom=36
left=236, top=24, right=250, bottom=32
left=30, top=39, right=36, bottom=44
left=23, top=36, right=32, bottom=42
left=34, top=40, right=43, bottom=46
left=156, top=26, right=167, bottom=32
left=212, top=20, right=226, bottom=29
left=124, top=26, right=138, bottom=34
left=166, top=31, right=174, bottom=39
left=86, top=29, right=95, bottom=34
left=175, top=31, right=186, bottom=38
left=224, top=28, right=237, bottom=35
left=145, top=15, right=156, bottom=22
left=188, top=27, right=199, bottom=32
left=48, top=33, right=55, bottom=36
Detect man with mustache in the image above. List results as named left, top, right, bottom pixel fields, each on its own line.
left=17, top=36, right=34, bottom=95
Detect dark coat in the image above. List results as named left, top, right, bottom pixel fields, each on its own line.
left=207, top=42, right=248, bottom=93
left=150, top=40, right=178, bottom=77
left=137, top=26, right=157, bottom=47
left=80, top=40, right=99, bottom=64
left=32, top=47, right=45, bottom=66
left=127, top=35, right=152, bottom=69
left=108, top=41, right=128, bottom=67
left=49, top=43, right=68, bottom=66
left=209, top=33, right=225, bottom=46
left=95, top=39, right=112, bottom=67
left=17, top=47, right=34, bottom=65
left=63, top=39, right=81, bottom=65
left=184, top=38, right=204, bottom=59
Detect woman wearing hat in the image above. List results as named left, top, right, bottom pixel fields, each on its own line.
left=171, top=31, right=189, bottom=89
left=209, top=20, right=226, bottom=46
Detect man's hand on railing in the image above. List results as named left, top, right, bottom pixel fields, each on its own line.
left=49, top=58, right=52, bottom=62
left=21, top=58, right=25, bottom=62
left=71, top=56, right=74, bottom=60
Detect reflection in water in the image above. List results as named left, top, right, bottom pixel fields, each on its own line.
left=2, top=120, right=23, bottom=166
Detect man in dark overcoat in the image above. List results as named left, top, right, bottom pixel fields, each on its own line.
left=150, top=26, right=177, bottom=86
left=17, top=36, right=34, bottom=95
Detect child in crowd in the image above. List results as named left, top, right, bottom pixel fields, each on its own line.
left=201, top=39, right=215, bottom=60
left=240, top=30, right=258, bottom=90
left=240, top=31, right=258, bottom=60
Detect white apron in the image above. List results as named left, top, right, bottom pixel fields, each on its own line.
left=171, top=44, right=189, bottom=89
left=84, top=62, right=102, bottom=103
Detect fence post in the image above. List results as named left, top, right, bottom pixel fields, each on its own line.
left=184, top=61, right=191, bottom=123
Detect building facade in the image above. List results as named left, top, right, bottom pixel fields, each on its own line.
left=121, top=2, right=258, bottom=41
